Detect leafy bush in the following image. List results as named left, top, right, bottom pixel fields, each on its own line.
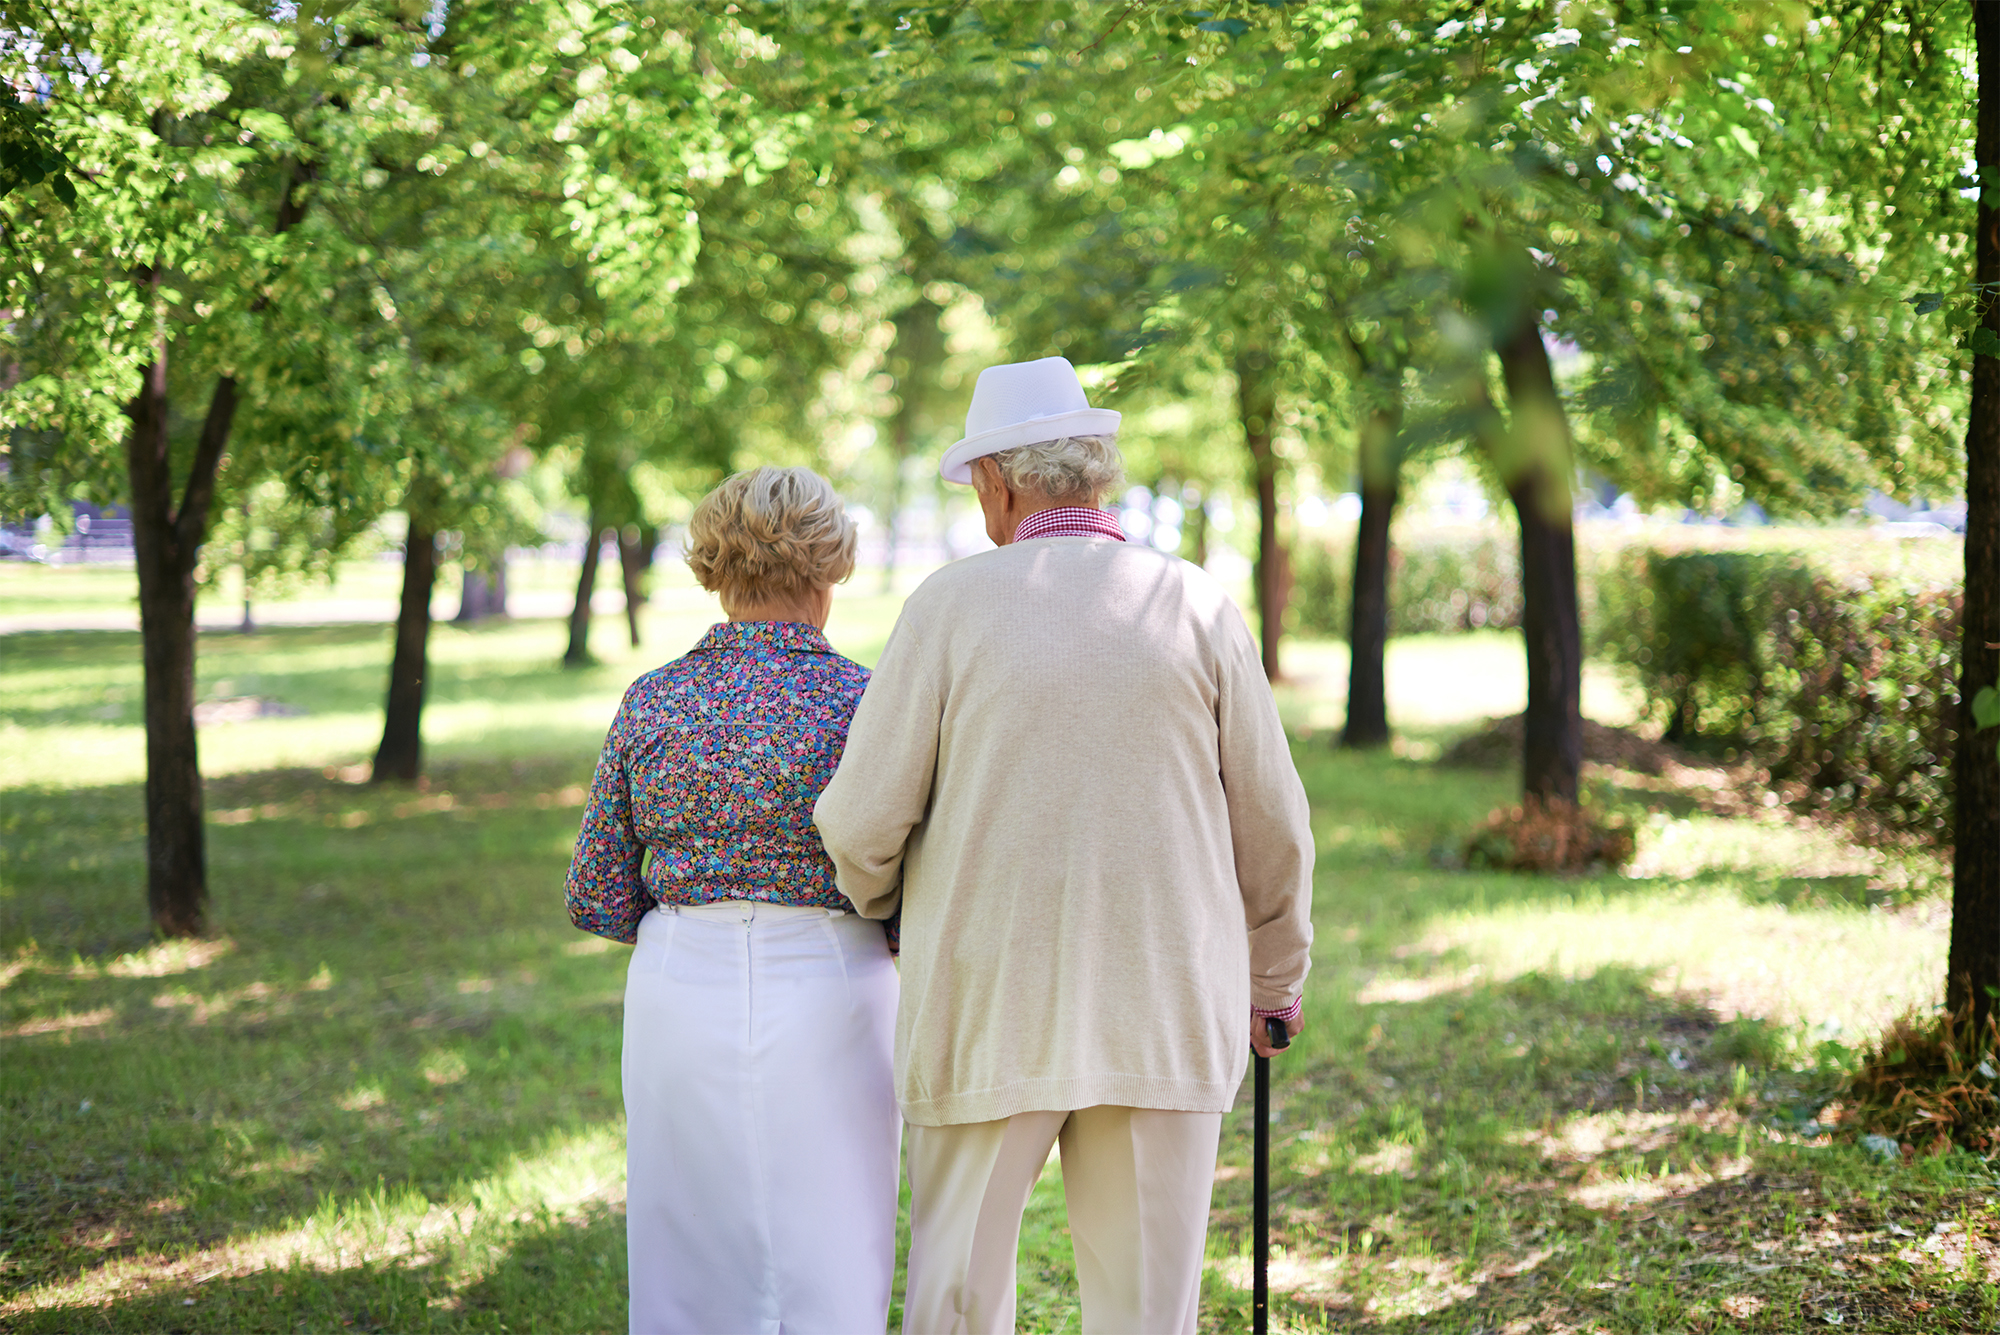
left=1463, top=797, right=1636, bottom=873
left=1592, top=552, right=1819, bottom=741
left=1598, top=548, right=1960, bottom=841
left=1291, top=529, right=1521, bottom=638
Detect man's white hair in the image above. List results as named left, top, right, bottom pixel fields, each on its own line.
left=980, top=435, right=1124, bottom=506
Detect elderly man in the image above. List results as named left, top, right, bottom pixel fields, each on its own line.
left=814, top=356, right=1313, bottom=1335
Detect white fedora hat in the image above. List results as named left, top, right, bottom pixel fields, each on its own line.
left=938, top=356, right=1121, bottom=484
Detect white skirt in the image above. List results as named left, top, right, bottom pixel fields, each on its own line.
left=623, top=901, right=900, bottom=1335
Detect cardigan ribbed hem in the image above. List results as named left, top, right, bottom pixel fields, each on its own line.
left=900, top=1073, right=1246, bottom=1128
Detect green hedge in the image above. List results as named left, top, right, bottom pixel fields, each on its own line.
left=1597, top=549, right=1960, bottom=841
left=1290, top=531, right=1522, bottom=638
left=1289, top=528, right=1959, bottom=841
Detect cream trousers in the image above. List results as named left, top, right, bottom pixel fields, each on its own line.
left=903, top=1106, right=1224, bottom=1335
left=623, top=901, right=899, bottom=1335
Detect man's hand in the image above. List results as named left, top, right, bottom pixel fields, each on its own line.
left=1251, top=1013, right=1303, bottom=1058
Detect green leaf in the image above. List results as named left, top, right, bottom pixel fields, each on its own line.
left=1904, top=292, right=1944, bottom=316
left=1974, top=687, right=2000, bottom=732
left=1725, top=124, right=1760, bottom=158
left=1971, top=327, right=2000, bottom=359
left=50, top=173, right=77, bottom=207
left=238, top=109, right=294, bottom=145
left=1978, top=689, right=2000, bottom=767
left=1198, top=18, right=1250, bottom=36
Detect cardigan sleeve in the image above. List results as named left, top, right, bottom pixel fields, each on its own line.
left=564, top=700, right=652, bottom=944
left=813, top=616, right=941, bottom=922
left=1214, top=609, right=1315, bottom=1014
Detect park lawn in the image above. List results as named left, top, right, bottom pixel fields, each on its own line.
left=1, top=590, right=1994, bottom=1332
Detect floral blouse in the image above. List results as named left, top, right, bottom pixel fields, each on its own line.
left=564, top=620, right=880, bottom=946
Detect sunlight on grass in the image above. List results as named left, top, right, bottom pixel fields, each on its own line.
left=1383, top=883, right=1945, bottom=1049
left=1275, top=632, right=1641, bottom=740
left=103, top=938, right=235, bottom=978
left=1627, top=812, right=1901, bottom=882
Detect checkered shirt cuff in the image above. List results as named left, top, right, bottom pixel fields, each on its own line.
left=1252, top=996, right=1303, bottom=1025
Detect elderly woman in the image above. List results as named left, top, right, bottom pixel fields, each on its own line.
left=564, top=466, right=897, bottom=1335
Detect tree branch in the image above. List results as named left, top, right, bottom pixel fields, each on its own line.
left=1075, top=1, right=1143, bottom=57
left=173, top=154, right=315, bottom=551
left=172, top=376, right=238, bottom=556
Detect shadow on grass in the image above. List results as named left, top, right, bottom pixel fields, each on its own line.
left=1216, top=1153, right=2000, bottom=1334
left=1198, top=964, right=1999, bottom=1333
left=3, top=1201, right=629, bottom=1334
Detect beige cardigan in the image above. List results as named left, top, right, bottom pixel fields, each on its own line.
left=813, top=536, right=1314, bottom=1127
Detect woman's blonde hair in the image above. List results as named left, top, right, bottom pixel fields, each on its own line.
left=684, top=466, right=858, bottom=606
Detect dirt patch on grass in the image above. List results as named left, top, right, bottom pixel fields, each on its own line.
left=1439, top=714, right=1698, bottom=777
left=1440, top=714, right=1770, bottom=818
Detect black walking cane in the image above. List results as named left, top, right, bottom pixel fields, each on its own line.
left=1253, top=1016, right=1289, bottom=1335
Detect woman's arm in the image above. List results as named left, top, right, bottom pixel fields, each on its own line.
left=565, top=706, right=651, bottom=943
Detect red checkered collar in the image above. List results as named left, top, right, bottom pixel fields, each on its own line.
left=1011, top=506, right=1127, bottom=544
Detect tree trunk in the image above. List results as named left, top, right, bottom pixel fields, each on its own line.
left=371, top=522, right=438, bottom=783
left=881, top=299, right=944, bottom=594
left=881, top=438, right=907, bottom=595
left=565, top=515, right=604, bottom=668
left=1342, top=477, right=1398, bottom=747
left=1343, top=402, right=1402, bottom=749
left=455, top=553, right=508, bottom=623
left=238, top=498, right=255, bottom=634
left=619, top=524, right=655, bottom=649
left=1949, top=0, right=2000, bottom=1027
left=126, top=347, right=238, bottom=937
left=1186, top=487, right=1209, bottom=569
left=1237, top=348, right=1286, bottom=680
left=131, top=422, right=206, bottom=937
left=1494, top=318, right=1583, bottom=804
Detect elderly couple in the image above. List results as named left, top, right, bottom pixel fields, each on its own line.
left=565, top=357, right=1315, bottom=1335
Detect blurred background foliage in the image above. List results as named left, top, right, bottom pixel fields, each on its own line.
left=2, top=0, right=1977, bottom=574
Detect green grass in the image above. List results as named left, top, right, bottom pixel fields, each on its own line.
left=1, top=562, right=1992, bottom=1332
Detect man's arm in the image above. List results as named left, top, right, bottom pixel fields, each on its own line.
left=814, top=617, right=943, bottom=920
left=1215, top=611, right=1316, bottom=1020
